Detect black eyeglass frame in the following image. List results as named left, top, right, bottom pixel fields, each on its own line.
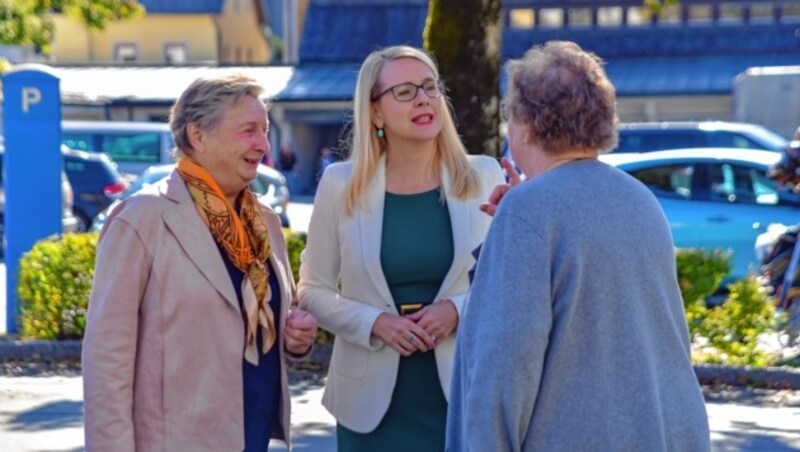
left=371, top=80, right=445, bottom=102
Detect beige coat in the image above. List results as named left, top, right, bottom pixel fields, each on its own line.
left=298, top=155, right=504, bottom=433
left=82, top=171, right=296, bottom=451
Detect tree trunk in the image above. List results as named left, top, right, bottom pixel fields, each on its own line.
left=424, top=0, right=502, bottom=157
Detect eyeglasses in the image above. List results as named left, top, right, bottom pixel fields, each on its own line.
left=372, top=79, right=445, bottom=102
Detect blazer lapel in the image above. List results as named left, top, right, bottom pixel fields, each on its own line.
left=357, top=156, right=395, bottom=306
left=435, top=164, right=471, bottom=301
left=161, top=171, right=240, bottom=311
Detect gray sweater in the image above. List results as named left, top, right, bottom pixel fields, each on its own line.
left=447, top=159, right=710, bottom=451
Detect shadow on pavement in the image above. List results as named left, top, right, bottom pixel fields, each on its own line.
left=8, top=399, right=83, bottom=432
left=713, top=430, right=800, bottom=451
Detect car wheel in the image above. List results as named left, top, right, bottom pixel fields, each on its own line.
left=74, top=210, right=91, bottom=233
left=280, top=213, right=291, bottom=229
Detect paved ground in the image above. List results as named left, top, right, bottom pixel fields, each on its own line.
left=1, top=374, right=800, bottom=452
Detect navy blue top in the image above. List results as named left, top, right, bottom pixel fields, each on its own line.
left=218, top=248, right=282, bottom=452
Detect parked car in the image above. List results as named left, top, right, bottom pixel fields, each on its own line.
left=0, top=145, right=79, bottom=259
left=600, top=148, right=800, bottom=280
left=61, top=120, right=174, bottom=176
left=612, top=121, right=788, bottom=154
left=62, top=146, right=129, bottom=231
left=92, top=163, right=291, bottom=230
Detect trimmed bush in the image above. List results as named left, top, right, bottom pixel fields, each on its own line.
left=675, top=248, right=731, bottom=338
left=692, top=276, right=778, bottom=367
left=17, top=233, right=97, bottom=340
left=283, top=228, right=307, bottom=284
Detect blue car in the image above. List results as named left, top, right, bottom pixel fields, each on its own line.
left=600, top=148, right=800, bottom=280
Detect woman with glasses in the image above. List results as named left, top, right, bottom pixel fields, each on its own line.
left=298, top=45, right=503, bottom=451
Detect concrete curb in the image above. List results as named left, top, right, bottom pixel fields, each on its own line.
left=2, top=340, right=800, bottom=389
left=0, top=340, right=82, bottom=361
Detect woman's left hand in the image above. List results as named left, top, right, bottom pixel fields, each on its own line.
left=405, top=300, right=458, bottom=346
left=284, top=309, right=318, bottom=355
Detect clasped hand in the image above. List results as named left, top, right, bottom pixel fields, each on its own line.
left=372, top=300, right=458, bottom=357
left=284, top=308, right=318, bottom=356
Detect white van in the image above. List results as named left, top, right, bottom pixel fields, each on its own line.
left=61, top=120, right=175, bottom=176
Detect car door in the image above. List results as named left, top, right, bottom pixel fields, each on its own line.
left=696, top=161, right=800, bottom=278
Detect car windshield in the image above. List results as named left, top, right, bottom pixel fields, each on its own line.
left=744, top=126, right=790, bottom=151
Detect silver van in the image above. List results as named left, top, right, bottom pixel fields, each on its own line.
left=61, top=120, right=174, bottom=176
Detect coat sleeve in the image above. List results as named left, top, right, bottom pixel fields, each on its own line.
left=446, top=205, right=552, bottom=452
left=297, top=167, right=385, bottom=350
left=82, top=216, right=151, bottom=452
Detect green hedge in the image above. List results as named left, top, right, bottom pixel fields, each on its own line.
left=17, top=233, right=98, bottom=340
left=13, top=232, right=786, bottom=367
left=675, top=248, right=779, bottom=367
left=16, top=230, right=319, bottom=341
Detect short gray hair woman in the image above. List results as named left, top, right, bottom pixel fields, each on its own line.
left=447, top=41, right=711, bottom=451
left=82, top=74, right=317, bottom=451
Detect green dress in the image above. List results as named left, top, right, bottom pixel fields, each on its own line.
left=337, top=188, right=454, bottom=452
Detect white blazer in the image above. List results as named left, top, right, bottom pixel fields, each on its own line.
left=298, top=154, right=504, bottom=433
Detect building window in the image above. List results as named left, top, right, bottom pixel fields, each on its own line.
left=567, top=8, right=592, bottom=26
left=113, top=43, right=138, bottom=63
left=688, top=4, right=712, bottom=22
left=509, top=8, right=535, bottom=28
left=785, top=3, right=800, bottom=18
left=597, top=7, right=622, bottom=26
left=627, top=6, right=647, bottom=25
left=659, top=5, right=682, bottom=23
left=720, top=3, right=743, bottom=21
left=538, top=8, right=564, bottom=27
left=164, top=43, right=188, bottom=64
left=750, top=3, right=774, bottom=21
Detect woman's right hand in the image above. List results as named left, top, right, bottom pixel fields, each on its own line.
left=479, top=158, right=522, bottom=217
left=372, top=313, right=436, bottom=356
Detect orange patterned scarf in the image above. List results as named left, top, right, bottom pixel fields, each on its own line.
left=176, top=156, right=276, bottom=365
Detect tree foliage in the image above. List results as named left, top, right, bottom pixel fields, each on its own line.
left=0, top=0, right=144, bottom=54
left=423, top=0, right=502, bottom=157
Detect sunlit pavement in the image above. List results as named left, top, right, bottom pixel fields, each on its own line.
left=2, top=375, right=800, bottom=452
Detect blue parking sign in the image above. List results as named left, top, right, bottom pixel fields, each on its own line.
left=2, top=65, right=62, bottom=334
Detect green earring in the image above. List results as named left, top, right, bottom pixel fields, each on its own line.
left=377, top=128, right=385, bottom=138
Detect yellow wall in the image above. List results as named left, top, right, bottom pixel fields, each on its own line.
left=50, top=16, right=90, bottom=62
left=217, top=0, right=271, bottom=64
left=51, top=15, right=218, bottom=64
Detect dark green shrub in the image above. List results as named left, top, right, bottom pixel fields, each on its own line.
left=675, top=248, right=731, bottom=308
left=282, top=229, right=333, bottom=345
left=675, top=248, right=731, bottom=337
left=283, top=228, right=306, bottom=284
left=17, top=233, right=97, bottom=339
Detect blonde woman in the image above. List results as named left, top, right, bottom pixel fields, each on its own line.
left=298, top=46, right=503, bottom=451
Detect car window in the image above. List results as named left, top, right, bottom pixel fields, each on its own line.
left=629, top=164, right=694, bottom=199
left=708, top=163, right=779, bottom=205
left=63, top=132, right=162, bottom=164
left=64, top=155, right=118, bottom=185
left=616, top=131, right=706, bottom=153
left=708, top=132, right=764, bottom=150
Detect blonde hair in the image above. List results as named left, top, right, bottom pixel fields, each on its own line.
left=342, top=45, right=479, bottom=216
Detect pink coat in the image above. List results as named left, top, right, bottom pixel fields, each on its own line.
left=83, top=171, right=296, bottom=451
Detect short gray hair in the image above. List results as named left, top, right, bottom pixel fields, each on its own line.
left=169, top=74, right=265, bottom=158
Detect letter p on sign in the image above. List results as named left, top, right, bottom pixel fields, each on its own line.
left=22, top=86, right=41, bottom=113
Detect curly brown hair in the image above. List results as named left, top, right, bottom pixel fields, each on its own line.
left=503, top=41, right=618, bottom=154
